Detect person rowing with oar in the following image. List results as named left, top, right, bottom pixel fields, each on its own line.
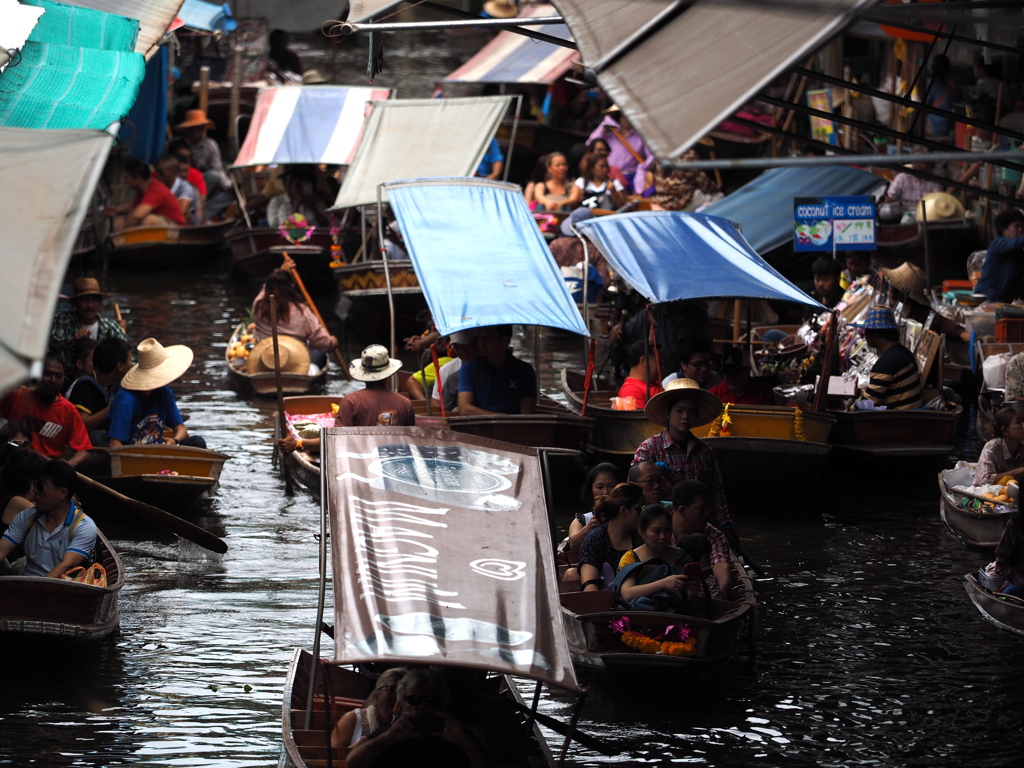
left=251, top=267, right=336, bottom=377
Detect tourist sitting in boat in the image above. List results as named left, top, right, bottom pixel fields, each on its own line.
left=0, top=449, right=47, bottom=548
left=633, top=379, right=739, bottom=546
left=578, top=482, right=645, bottom=591
left=174, top=109, right=236, bottom=221
left=587, top=104, right=655, bottom=194
left=668, top=480, right=734, bottom=598
left=974, top=210, right=1024, bottom=304
left=252, top=269, right=336, bottom=375
left=522, top=153, right=549, bottom=208
left=0, top=354, right=92, bottom=467
left=104, top=159, right=186, bottom=232
left=884, top=148, right=945, bottom=209
left=475, top=137, right=504, bottom=180
left=990, top=517, right=1024, bottom=598
left=266, top=166, right=332, bottom=228
left=586, top=137, right=628, bottom=188
left=0, top=459, right=96, bottom=579
left=331, top=667, right=407, bottom=760
left=853, top=307, right=923, bottom=411
left=842, top=252, right=877, bottom=290
left=457, top=325, right=537, bottom=416
left=167, top=139, right=207, bottom=221
left=710, top=347, right=776, bottom=406
left=49, top=277, right=128, bottom=374
left=67, top=337, right=132, bottom=446
left=562, top=462, right=623, bottom=579
left=628, top=460, right=666, bottom=507
left=615, top=340, right=663, bottom=409
left=613, top=504, right=704, bottom=613
left=610, top=300, right=713, bottom=377
left=975, top=408, right=1024, bottom=485
left=404, top=350, right=452, bottom=401
left=346, top=667, right=487, bottom=768
left=574, top=151, right=626, bottom=210
left=64, top=338, right=96, bottom=393
left=107, top=338, right=206, bottom=449
left=429, top=330, right=479, bottom=413
left=809, top=256, right=844, bottom=313
left=642, top=149, right=724, bottom=211
left=662, top=337, right=721, bottom=391
left=156, top=155, right=200, bottom=225
left=532, top=152, right=583, bottom=212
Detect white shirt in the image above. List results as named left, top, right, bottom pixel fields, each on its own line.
left=574, top=177, right=624, bottom=194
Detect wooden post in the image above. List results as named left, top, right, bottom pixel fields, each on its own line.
left=228, top=43, right=243, bottom=156
left=270, top=295, right=294, bottom=495
left=198, top=65, right=210, bottom=115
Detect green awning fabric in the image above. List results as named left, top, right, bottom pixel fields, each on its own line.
left=22, top=0, right=140, bottom=51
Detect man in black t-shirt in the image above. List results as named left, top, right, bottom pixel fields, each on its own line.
left=66, top=337, right=132, bottom=445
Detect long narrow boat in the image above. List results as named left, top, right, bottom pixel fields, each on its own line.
left=333, top=258, right=421, bottom=297
left=225, top=322, right=326, bottom=397
left=283, top=427, right=602, bottom=768
left=828, top=405, right=963, bottom=466
left=558, top=551, right=755, bottom=682
left=938, top=465, right=1016, bottom=549
left=964, top=572, right=1024, bottom=637
left=81, top=444, right=229, bottom=511
left=107, top=219, right=235, bottom=269
left=226, top=225, right=335, bottom=282
left=0, top=531, right=124, bottom=643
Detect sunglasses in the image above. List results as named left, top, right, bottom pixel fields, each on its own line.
left=402, top=694, right=440, bottom=707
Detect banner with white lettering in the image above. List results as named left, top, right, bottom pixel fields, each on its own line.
left=793, top=195, right=876, bottom=252
left=323, top=427, right=579, bottom=691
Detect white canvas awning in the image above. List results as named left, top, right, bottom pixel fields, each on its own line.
left=0, top=127, right=113, bottom=392
left=0, top=0, right=45, bottom=73
left=62, top=0, right=184, bottom=59
left=550, top=0, right=870, bottom=159
left=345, top=0, right=403, bottom=22
left=332, top=95, right=511, bottom=210
left=232, top=0, right=349, bottom=30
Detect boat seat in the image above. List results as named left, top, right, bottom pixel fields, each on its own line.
left=558, top=578, right=581, bottom=594
left=560, top=590, right=615, bottom=614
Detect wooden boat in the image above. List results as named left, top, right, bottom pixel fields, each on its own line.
left=558, top=552, right=756, bottom=682
left=84, top=444, right=229, bottom=510
left=333, top=259, right=421, bottom=297
left=828, top=405, right=962, bottom=464
left=560, top=369, right=659, bottom=456
left=226, top=225, right=335, bottom=282
left=938, top=465, right=1017, bottom=548
left=225, top=322, right=326, bottom=397
left=106, top=219, right=235, bottom=269
left=0, top=531, right=124, bottom=643
left=964, top=572, right=1024, bottom=637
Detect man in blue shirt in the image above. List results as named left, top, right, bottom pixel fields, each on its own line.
left=475, top=138, right=504, bottom=180
left=976, top=210, right=1024, bottom=304
left=457, top=325, right=536, bottom=415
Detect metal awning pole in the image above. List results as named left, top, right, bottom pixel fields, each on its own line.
left=503, top=94, right=523, bottom=182
left=304, top=426, right=331, bottom=730
left=377, top=186, right=397, bottom=379
left=330, top=16, right=574, bottom=49
left=664, top=149, right=1024, bottom=171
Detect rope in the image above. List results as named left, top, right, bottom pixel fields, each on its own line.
left=646, top=306, right=664, bottom=384
left=581, top=339, right=597, bottom=417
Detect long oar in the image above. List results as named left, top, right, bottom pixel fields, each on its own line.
left=497, top=696, right=618, bottom=756
left=270, top=294, right=294, bottom=496
left=76, top=472, right=227, bottom=554
left=285, top=257, right=351, bottom=380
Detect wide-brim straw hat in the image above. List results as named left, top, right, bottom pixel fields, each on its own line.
left=72, top=277, right=103, bottom=299
left=644, top=378, right=723, bottom=429
left=916, top=192, right=964, bottom=221
left=880, top=261, right=929, bottom=304
left=350, top=344, right=402, bottom=382
left=483, top=0, right=518, bottom=18
left=301, top=69, right=328, bottom=84
left=247, top=336, right=311, bottom=375
left=602, top=103, right=622, bottom=114
left=174, top=109, right=215, bottom=131
left=122, top=338, right=194, bottom=391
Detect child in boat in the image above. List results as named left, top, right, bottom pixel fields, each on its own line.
left=574, top=151, right=626, bottom=210
left=562, top=462, right=623, bottom=581
left=975, top=407, right=1024, bottom=486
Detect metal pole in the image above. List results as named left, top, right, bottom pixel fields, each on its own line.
left=304, top=423, right=331, bottom=730
left=503, top=94, right=523, bottom=182
left=198, top=65, right=210, bottom=115
left=331, top=17, right=574, bottom=49
left=664, top=148, right=1024, bottom=171
left=921, top=199, right=932, bottom=293
left=228, top=42, right=243, bottom=156
left=377, top=186, right=397, bottom=378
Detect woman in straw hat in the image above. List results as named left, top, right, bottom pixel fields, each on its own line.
left=49, top=277, right=128, bottom=374
left=251, top=269, right=336, bottom=376
left=880, top=261, right=970, bottom=350
left=107, top=338, right=206, bottom=449
left=633, top=379, right=740, bottom=546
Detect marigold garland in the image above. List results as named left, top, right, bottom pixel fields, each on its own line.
left=611, top=618, right=699, bottom=657
left=719, top=403, right=732, bottom=436
left=793, top=407, right=806, bottom=442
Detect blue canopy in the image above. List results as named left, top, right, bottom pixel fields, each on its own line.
left=701, top=166, right=886, bottom=254
left=385, top=178, right=589, bottom=337
left=575, top=211, right=824, bottom=308
left=178, top=0, right=237, bottom=33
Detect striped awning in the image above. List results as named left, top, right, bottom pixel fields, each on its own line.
left=232, top=85, right=391, bottom=168
left=444, top=5, right=577, bottom=85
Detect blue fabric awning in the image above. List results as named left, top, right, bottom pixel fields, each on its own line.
left=386, top=178, right=589, bottom=337
left=700, top=166, right=887, bottom=255
left=178, top=0, right=236, bottom=33
left=575, top=211, right=824, bottom=308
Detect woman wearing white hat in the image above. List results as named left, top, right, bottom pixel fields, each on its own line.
left=107, top=338, right=206, bottom=449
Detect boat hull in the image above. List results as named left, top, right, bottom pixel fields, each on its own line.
left=227, top=226, right=335, bottom=282
left=828, top=406, right=962, bottom=464
left=938, top=469, right=1016, bottom=548
left=333, top=260, right=421, bottom=297
left=225, top=322, right=327, bottom=397
left=964, top=573, right=1024, bottom=637
left=107, top=220, right=234, bottom=269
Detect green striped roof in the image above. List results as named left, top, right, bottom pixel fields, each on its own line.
left=22, top=0, right=140, bottom=51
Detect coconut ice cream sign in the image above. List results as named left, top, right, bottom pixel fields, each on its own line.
left=794, top=196, right=876, bottom=252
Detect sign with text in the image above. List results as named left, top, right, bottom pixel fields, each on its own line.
left=793, top=196, right=876, bottom=252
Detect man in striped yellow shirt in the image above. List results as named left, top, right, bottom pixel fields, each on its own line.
left=856, top=307, right=922, bottom=410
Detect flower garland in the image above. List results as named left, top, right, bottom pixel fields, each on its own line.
left=279, top=213, right=315, bottom=245
left=707, top=403, right=731, bottom=437
left=793, top=407, right=806, bottom=442
left=609, top=617, right=699, bottom=657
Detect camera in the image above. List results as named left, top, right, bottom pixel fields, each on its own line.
left=411, top=713, right=445, bottom=735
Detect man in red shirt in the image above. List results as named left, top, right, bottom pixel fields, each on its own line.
left=104, top=159, right=186, bottom=232
left=615, top=340, right=663, bottom=408
left=1, top=354, right=92, bottom=466
left=710, top=347, right=776, bottom=406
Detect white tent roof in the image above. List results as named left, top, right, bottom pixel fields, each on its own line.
left=332, top=95, right=511, bottom=210
left=62, top=0, right=184, bottom=59
left=0, top=127, right=113, bottom=392
left=345, top=0, right=403, bottom=23
left=550, top=0, right=868, bottom=159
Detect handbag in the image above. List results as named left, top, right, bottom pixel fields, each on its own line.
left=61, top=562, right=108, bottom=587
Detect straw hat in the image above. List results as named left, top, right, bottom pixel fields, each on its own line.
left=483, top=0, right=518, bottom=18
left=644, top=378, right=723, bottom=429
left=71, top=277, right=103, bottom=300
left=880, top=262, right=929, bottom=304
left=852, top=306, right=900, bottom=331
left=122, top=338, right=194, bottom=391
left=349, top=344, right=402, bottom=382
left=247, top=336, right=311, bottom=375
left=916, top=192, right=964, bottom=221
left=174, top=109, right=215, bottom=131
left=602, top=103, right=622, bottom=115
left=301, top=69, right=328, bottom=85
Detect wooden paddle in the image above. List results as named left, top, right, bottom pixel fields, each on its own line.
left=270, top=294, right=295, bottom=495
left=282, top=255, right=351, bottom=379
left=75, top=472, right=228, bottom=554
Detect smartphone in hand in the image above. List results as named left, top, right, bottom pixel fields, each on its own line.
left=682, top=562, right=701, bottom=579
